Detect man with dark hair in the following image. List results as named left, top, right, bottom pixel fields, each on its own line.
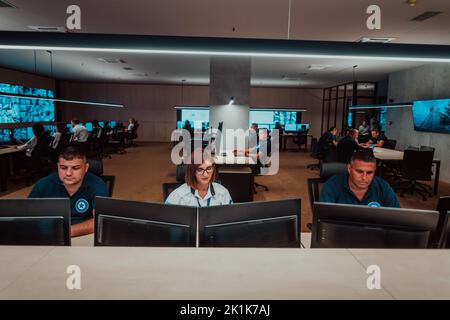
left=317, top=126, right=338, bottom=158
left=337, top=128, right=360, bottom=163
left=70, top=118, right=89, bottom=143
left=364, top=128, right=387, bottom=148
left=29, top=145, right=109, bottom=237
left=320, top=149, right=400, bottom=207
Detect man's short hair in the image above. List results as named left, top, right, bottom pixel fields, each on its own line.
left=251, top=123, right=258, bottom=128
left=329, top=126, right=337, bottom=132
left=371, top=128, right=380, bottom=134
left=348, top=128, right=359, bottom=135
left=58, top=144, right=87, bottom=162
left=71, top=118, right=80, bottom=125
left=350, top=149, right=376, bottom=164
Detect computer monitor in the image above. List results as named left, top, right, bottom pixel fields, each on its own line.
left=84, top=122, right=93, bottom=132
left=284, top=123, right=297, bottom=132
left=98, top=121, right=105, bottom=127
left=12, top=127, right=33, bottom=141
left=0, top=128, right=11, bottom=143
left=43, top=125, right=55, bottom=134
left=199, top=198, right=301, bottom=248
left=109, top=121, right=116, bottom=128
left=0, top=198, right=71, bottom=246
left=299, top=123, right=309, bottom=132
left=312, top=202, right=439, bottom=249
left=94, top=197, right=197, bottom=247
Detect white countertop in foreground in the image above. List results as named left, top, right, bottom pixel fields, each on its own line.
left=1, top=245, right=449, bottom=300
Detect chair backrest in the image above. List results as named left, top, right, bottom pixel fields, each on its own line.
left=87, top=158, right=104, bottom=176
left=385, top=139, right=397, bottom=150
left=218, top=167, right=254, bottom=203
left=310, top=137, right=318, bottom=158
left=176, top=164, right=187, bottom=182
left=100, top=175, right=116, bottom=197
left=401, top=148, right=434, bottom=180
left=162, top=182, right=184, bottom=201
left=320, top=162, right=347, bottom=179
left=435, top=196, right=450, bottom=248
left=307, top=178, right=327, bottom=209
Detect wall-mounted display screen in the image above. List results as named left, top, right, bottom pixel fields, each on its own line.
left=0, top=83, right=55, bottom=124
left=249, top=110, right=298, bottom=130
left=13, top=127, right=33, bottom=141
left=0, top=128, right=11, bottom=143
left=177, top=109, right=210, bottom=129
left=412, top=99, right=450, bottom=134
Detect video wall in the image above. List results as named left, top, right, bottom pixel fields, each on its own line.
left=249, top=110, right=302, bottom=131
left=176, top=108, right=210, bottom=130
left=0, top=83, right=55, bottom=124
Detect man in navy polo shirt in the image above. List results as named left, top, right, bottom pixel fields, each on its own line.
left=29, top=145, right=109, bottom=237
left=320, top=149, right=400, bottom=208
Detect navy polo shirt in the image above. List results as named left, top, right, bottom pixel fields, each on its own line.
left=319, top=173, right=400, bottom=208
left=29, top=172, right=109, bottom=225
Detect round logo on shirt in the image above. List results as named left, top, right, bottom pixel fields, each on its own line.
left=75, top=198, right=89, bottom=214
left=368, top=201, right=381, bottom=208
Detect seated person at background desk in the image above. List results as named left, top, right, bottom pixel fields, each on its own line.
left=317, top=126, right=338, bottom=158
left=320, top=149, right=400, bottom=208
left=358, top=120, right=370, bottom=140
left=69, top=118, right=89, bottom=143
left=362, top=128, right=386, bottom=148
left=337, top=128, right=360, bottom=163
left=15, top=123, right=45, bottom=157
left=235, top=128, right=271, bottom=164
left=28, top=145, right=109, bottom=237
left=165, top=151, right=233, bottom=207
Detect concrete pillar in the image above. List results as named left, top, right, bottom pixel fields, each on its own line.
left=209, top=57, right=251, bottom=132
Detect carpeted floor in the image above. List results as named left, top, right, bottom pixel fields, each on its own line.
left=2, top=142, right=449, bottom=231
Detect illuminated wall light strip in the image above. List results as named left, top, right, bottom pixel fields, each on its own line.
left=0, top=93, right=124, bottom=108
left=0, top=45, right=450, bottom=63
left=349, top=104, right=411, bottom=110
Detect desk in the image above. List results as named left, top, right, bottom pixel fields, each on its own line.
left=0, top=146, right=21, bottom=192
left=214, top=151, right=256, bottom=166
left=1, top=246, right=450, bottom=299
left=373, top=147, right=441, bottom=195
left=281, top=133, right=313, bottom=152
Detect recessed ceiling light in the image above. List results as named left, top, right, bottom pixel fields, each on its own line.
left=123, top=67, right=133, bottom=70
left=97, top=58, right=126, bottom=64
left=28, top=26, right=66, bottom=32
left=358, top=37, right=397, bottom=43
left=307, top=65, right=330, bottom=70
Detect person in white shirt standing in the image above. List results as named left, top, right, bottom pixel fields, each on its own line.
left=70, top=118, right=89, bottom=143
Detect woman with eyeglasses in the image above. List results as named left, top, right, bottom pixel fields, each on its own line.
left=165, top=152, right=233, bottom=207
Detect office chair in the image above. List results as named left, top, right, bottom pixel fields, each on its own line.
left=306, top=137, right=320, bottom=170
left=176, top=164, right=187, bottom=182
left=307, top=178, right=327, bottom=209
left=294, top=130, right=308, bottom=152
left=87, top=158, right=116, bottom=196
left=397, top=147, right=434, bottom=201
left=162, top=182, right=184, bottom=201
left=218, top=166, right=254, bottom=202
left=126, top=122, right=139, bottom=147
left=385, top=139, right=397, bottom=150
left=434, top=196, right=450, bottom=248
left=319, top=162, right=347, bottom=179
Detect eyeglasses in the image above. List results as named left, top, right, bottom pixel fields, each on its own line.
left=195, top=166, right=215, bottom=175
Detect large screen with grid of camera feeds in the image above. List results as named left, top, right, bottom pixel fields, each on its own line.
left=0, top=83, right=55, bottom=124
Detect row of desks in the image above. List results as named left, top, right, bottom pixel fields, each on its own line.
left=1, top=245, right=450, bottom=299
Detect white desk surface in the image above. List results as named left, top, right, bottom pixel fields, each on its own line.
left=372, top=147, right=404, bottom=161
left=214, top=151, right=256, bottom=165
left=1, top=245, right=450, bottom=300
left=0, top=145, right=22, bottom=156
